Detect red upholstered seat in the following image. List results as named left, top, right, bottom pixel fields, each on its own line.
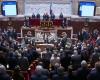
left=53, top=19, right=62, bottom=26
left=29, top=19, right=40, bottom=26
left=22, top=71, right=30, bottom=80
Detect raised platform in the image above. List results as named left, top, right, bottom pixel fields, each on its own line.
left=21, top=27, right=73, bottom=40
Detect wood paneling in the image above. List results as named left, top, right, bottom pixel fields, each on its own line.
left=71, top=21, right=100, bottom=34
left=0, top=20, right=100, bottom=34
left=0, top=20, right=24, bottom=32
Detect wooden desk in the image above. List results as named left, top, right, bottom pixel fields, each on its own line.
left=21, top=27, right=35, bottom=37
left=57, top=27, right=73, bottom=39
left=36, top=44, right=54, bottom=51
left=29, top=19, right=62, bottom=27
left=21, top=27, right=73, bottom=40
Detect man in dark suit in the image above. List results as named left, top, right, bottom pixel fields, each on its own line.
left=43, top=13, right=46, bottom=21
left=59, top=13, right=64, bottom=28
left=80, top=47, right=90, bottom=62
left=82, top=28, right=89, bottom=41
left=76, top=60, right=90, bottom=80
left=43, top=13, right=49, bottom=21
left=31, top=66, right=48, bottom=80
left=90, top=47, right=100, bottom=67
left=52, top=74, right=60, bottom=80
left=7, top=51, right=18, bottom=70
left=59, top=13, right=63, bottom=20
left=87, top=62, right=100, bottom=80
left=18, top=55, right=29, bottom=71
left=0, top=64, right=11, bottom=80
left=71, top=50, right=81, bottom=70
left=77, top=31, right=84, bottom=42
left=50, top=13, right=55, bottom=21
left=60, top=49, right=71, bottom=70
left=45, top=13, right=49, bottom=21
left=41, top=48, right=52, bottom=69
left=36, top=13, right=40, bottom=19
left=7, top=27, right=17, bottom=39
left=32, top=13, right=35, bottom=19
left=60, top=32, right=68, bottom=49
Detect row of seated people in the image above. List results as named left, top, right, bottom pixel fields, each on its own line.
left=0, top=27, right=100, bottom=80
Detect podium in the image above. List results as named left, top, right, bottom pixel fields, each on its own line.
left=40, top=21, right=53, bottom=29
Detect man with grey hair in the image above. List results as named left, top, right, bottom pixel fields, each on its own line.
left=50, top=53, right=60, bottom=69
left=71, top=49, right=81, bottom=70
left=35, top=65, right=43, bottom=71
left=31, top=65, right=48, bottom=80
left=81, top=60, right=88, bottom=68
left=76, top=60, right=90, bottom=80
left=87, top=61, right=100, bottom=80
left=0, top=64, right=11, bottom=80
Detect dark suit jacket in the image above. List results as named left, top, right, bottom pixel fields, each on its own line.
left=71, top=54, right=81, bottom=69
left=36, top=14, right=40, bottom=19
left=19, top=57, right=29, bottom=71
left=32, top=14, right=35, bottom=19
left=52, top=74, right=60, bottom=80
left=87, top=69, right=100, bottom=80
left=60, top=36, right=67, bottom=49
left=50, top=14, right=55, bottom=21
left=31, top=74, right=48, bottom=80
left=0, top=69, right=11, bottom=80
left=76, top=67, right=90, bottom=80
left=59, top=14, right=63, bottom=20
left=8, top=56, right=18, bottom=70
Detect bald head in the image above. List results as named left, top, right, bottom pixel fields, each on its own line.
left=81, top=60, right=87, bottom=68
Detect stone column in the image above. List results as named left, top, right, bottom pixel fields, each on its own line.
left=17, top=0, right=25, bottom=14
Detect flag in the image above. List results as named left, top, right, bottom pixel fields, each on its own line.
left=50, top=2, right=52, bottom=15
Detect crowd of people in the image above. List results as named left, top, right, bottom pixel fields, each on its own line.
left=0, top=26, right=100, bottom=80
left=0, top=27, right=39, bottom=80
